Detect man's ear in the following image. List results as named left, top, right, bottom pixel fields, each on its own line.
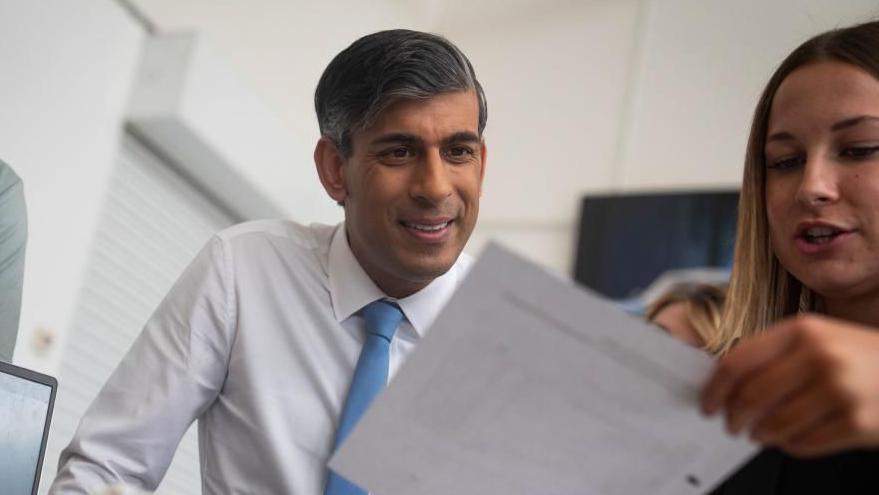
left=314, top=137, right=348, bottom=204
left=478, top=139, right=487, bottom=195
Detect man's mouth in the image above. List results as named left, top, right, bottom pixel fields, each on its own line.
left=398, top=218, right=455, bottom=243
left=401, top=220, right=452, bottom=231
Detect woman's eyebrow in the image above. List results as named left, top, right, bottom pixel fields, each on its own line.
left=830, top=114, right=879, bottom=132
left=766, top=115, right=879, bottom=143
left=766, top=130, right=796, bottom=143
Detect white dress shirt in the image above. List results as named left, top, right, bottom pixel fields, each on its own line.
left=50, top=220, right=472, bottom=494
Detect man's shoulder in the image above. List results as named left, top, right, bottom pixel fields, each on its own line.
left=217, top=219, right=335, bottom=244
left=214, top=219, right=337, bottom=260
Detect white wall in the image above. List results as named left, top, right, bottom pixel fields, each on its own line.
left=133, top=0, right=427, bottom=142
left=444, top=0, right=642, bottom=223
left=0, top=0, right=145, bottom=373
left=618, top=0, right=879, bottom=191
left=130, top=0, right=428, bottom=228
left=443, top=0, right=643, bottom=274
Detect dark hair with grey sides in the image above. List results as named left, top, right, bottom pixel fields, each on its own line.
left=315, top=29, right=487, bottom=156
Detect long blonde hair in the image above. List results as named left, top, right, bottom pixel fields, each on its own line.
left=647, top=283, right=726, bottom=351
left=716, top=21, right=879, bottom=354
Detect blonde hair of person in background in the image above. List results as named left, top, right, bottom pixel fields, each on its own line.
left=716, top=21, right=879, bottom=355
left=646, top=283, right=726, bottom=350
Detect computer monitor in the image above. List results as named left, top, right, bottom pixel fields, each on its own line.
left=0, top=360, right=58, bottom=495
left=573, top=190, right=739, bottom=299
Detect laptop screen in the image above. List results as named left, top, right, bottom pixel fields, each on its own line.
left=0, top=364, right=56, bottom=495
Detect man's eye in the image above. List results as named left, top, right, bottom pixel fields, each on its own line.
left=446, top=146, right=474, bottom=160
left=840, top=145, right=879, bottom=159
left=389, top=147, right=411, bottom=158
left=767, top=155, right=804, bottom=170
left=378, top=147, right=413, bottom=162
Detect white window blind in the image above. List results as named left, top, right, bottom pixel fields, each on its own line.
left=41, top=135, right=238, bottom=494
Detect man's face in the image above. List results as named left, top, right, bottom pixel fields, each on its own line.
left=323, top=90, right=486, bottom=297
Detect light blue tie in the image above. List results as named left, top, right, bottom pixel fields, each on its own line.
left=325, top=300, right=404, bottom=495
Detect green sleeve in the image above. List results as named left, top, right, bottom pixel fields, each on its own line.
left=0, top=159, right=26, bottom=362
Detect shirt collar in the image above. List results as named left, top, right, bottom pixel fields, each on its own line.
left=327, top=223, right=471, bottom=338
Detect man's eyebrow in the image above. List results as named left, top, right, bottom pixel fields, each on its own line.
left=370, top=133, right=421, bottom=146
left=830, top=115, right=879, bottom=132
left=442, top=131, right=481, bottom=145
left=369, top=131, right=481, bottom=146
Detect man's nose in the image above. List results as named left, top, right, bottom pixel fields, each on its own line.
left=411, top=150, right=453, bottom=204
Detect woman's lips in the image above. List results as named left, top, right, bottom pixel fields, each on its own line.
left=794, top=227, right=855, bottom=255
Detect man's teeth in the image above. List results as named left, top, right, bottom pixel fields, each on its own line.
left=405, top=222, right=449, bottom=231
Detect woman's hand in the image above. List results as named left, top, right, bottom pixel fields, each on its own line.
left=701, top=313, right=879, bottom=457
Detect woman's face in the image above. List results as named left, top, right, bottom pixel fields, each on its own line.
left=765, top=61, right=879, bottom=304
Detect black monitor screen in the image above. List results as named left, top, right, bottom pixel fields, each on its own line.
left=573, top=191, right=739, bottom=299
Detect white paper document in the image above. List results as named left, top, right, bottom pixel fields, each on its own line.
left=330, top=243, right=757, bottom=495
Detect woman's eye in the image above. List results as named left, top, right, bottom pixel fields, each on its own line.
left=840, top=145, right=879, bottom=159
left=767, top=155, right=804, bottom=170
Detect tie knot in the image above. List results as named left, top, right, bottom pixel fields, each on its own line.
left=361, top=300, right=404, bottom=342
